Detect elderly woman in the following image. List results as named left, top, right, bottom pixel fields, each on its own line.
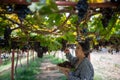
left=64, top=39, right=94, bottom=80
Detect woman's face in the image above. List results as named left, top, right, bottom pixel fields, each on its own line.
left=75, top=44, right=85, bottom=59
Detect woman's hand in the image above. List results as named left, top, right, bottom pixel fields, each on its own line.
left=64, top=48, right=70, bottom=54
left=58, top=67, right=70, bottom=77
left=63, top=69, right=70, bottom=77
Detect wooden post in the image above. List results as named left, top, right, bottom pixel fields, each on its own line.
left=11, top=49, right=15, bottom=80
left=19, top=50, right=22, bottom=67
left=0, top=50, right=2, bottom=65
left=27, top=50, right=29, bottom=66
left=33, top=50, right=34, bottom=61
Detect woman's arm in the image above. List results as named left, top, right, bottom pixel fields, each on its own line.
left=64, top=71, right=81, bottom=80
left=67, top=66, right=91, bottom=80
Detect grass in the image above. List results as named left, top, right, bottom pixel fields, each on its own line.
left=1, top=55, right=105, bottom=80
left=0, top=57, right=29, bottom=72
left=46, top=54, right=67, bottom=80
left=15, top=58, right=42, bottom=80
left=0, top=71, right=11, bottom=80
left=0, top=59, right=11, bottom=70
left=94, top=73, right=103, bottom=80
left=0, top=57, right=20, bottom=67
left=49, top=55, right=65, bottom=64
left=1, top=59, right=11, bottom=65
left=0, top=57, right=42, bottom=80
left=114, top=64, right=120, bottom=68
left=48, top=54, right=105, bottom=80
left=0, top=55, right=65, bottom=80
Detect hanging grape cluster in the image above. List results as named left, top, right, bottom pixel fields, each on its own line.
left=4, top=26, right=12, bottom=46
left=110, top=0, right=120, bottom=3
left=57, top=61, right=74, bottom=69
left=81, top=27, right=88, bottom=36
left=0, top=38, right=5, bottom=47
left=6, top=5, right=14, bottom=12
left=60, top=39, right=67, bottom=51
left=15, top=5, right=32, bottom=20
left=101, top=8, right=114, bottom=28
left=0, top=27, right=12, bottom=47
left=34, top=42, right=48, bottom=58
left=76, top=0, right=88, bottom=22
left=2, top=4, right=32, bottom=20
left=10, top=41, right=48, bottom=58
left=4, top=26, right=12, bottom=40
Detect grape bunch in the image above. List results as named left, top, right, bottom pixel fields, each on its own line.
left=21, top=45, right=29, bottom=52
left=11, top=41, right=20, bottom=49
left=15, top=5, right=32, bottom=19
left=76, top=0, right=88, bottom=21
left=60, top=39, right=67, bottom=51
left=110, top=0, right=120, bottom=3
left=3, top=4, right=32, bottom=19
left=57, top=61, right=74, bottom=69
left=0, top=27, right=12, bottom=48
left=4, top=27, right=12, bottom=47
left=101, top=8, right=114, bottom=28
left=6, top=5, right=14, bottom=12
left=81, top=27, right=88, bottom=36
left=4, top=26, right=12, bottom=40
left=34, top=42, right=48, bottom=58
left=0, top=38, right=5, bottom=47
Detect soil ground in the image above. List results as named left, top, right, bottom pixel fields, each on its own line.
left=36, top=51, right=120, bottom=80
left=91, top=51, right=120, bottom=80
left=0, top=50, right=120, bottom=80
left=36, top=56, right=66, bottom=80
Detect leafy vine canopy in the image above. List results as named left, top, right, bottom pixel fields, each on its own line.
left=0, top=0, right=120, bottom=50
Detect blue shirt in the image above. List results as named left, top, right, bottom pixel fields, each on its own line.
left=66, top=53, right=94, bottom=80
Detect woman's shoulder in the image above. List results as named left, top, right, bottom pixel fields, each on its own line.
left=81, top=58, right=93, bottom=68
left=83, top=57, right=90, bottom=63
left=83, top=58, right=94, bottom=71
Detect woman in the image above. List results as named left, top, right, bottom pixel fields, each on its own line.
left=64, top=39, right=94, bottom=80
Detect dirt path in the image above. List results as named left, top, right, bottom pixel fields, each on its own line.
left=91, top=51, right=120, bottom=80
left=36, top=56, right=66, bottom=80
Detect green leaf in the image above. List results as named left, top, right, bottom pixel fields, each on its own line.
left=47, top=13, right=62, bottom=26
left=64, top=32, right=76, bottom=43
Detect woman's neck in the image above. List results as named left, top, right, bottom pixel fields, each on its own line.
left=75, top=57, right=85, bottom=69
left=79, top=52, right=85, bottom=61
left=78, top=57, right=84, bottom=62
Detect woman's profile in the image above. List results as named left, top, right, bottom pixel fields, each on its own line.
left=64, top=39, right=94, bottom=80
